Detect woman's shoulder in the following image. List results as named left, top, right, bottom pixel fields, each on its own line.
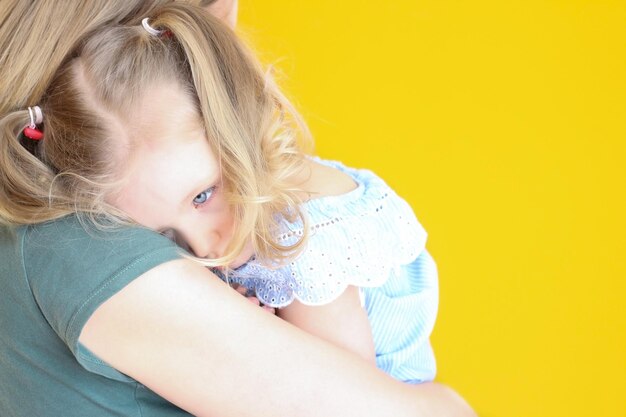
left=22, top=214, right=185, bottom=286
left=20, top=215, right=184, bottom=356
left=22, top=214, right=181, bottom=265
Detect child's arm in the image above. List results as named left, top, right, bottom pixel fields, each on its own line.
left=277, top=285, right=376, bottom=363
left=277, top=159, right=377, bottom=362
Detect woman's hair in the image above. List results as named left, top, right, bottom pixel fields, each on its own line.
left=0, top=2, right=311, bottom=266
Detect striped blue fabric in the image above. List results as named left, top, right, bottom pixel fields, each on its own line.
left=363, top=249, right=438, bottom=383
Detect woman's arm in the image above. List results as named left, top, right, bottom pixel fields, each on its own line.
left=80, top=259, right=475, bottom=417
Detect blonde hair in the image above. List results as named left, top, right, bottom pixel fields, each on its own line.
left=0, top=2, right=311, bottom=267
left=0, top=0, right=188, bottom=113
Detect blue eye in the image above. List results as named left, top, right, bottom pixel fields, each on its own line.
left=193, top=186, right=216, bottom=206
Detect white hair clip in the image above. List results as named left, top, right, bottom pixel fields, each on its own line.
left=28, top=106, right=43, bottom=126
left=142, top=17, right=164, bottom=36
left=24, top=106, right=44, bottom=140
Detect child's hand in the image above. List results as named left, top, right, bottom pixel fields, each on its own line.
left=233, top=284, right=276, bottom=314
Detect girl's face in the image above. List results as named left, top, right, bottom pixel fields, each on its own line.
left=111, top=85, right=251, bottom=267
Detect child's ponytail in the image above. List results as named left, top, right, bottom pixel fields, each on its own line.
left=0, top=111, right=59, bottom=225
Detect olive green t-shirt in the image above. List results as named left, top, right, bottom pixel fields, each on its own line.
left=0, top=216, right=192, bottom=416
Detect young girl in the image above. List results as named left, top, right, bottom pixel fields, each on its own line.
left=159, top=11, right=437, bottom=385
left=121, top=3, right=438, bottom=385
left=0, top=2, right=475, bottom=415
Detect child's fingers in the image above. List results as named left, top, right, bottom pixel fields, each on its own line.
left=261, top=305, right=276, bottom=315
left=246, top=296, right=261, bottom=306
left=232, top=284, right=273, bottom=313
left=232, top=284, right=248, bottom=296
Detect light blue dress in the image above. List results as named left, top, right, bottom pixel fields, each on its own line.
left=224, top=158, right=438, bottom=383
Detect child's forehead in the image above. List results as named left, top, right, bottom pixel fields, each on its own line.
left=134, top=83, right=204, bottom=148
left=111, top=83, right=219, bottom=209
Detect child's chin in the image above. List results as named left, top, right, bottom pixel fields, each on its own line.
left=229, top=244, right=255, bottom=269
left=228, top=258, right=249, bottom=270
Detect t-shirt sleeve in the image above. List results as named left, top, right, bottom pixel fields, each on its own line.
left=22, top=216, right=184, bottom=371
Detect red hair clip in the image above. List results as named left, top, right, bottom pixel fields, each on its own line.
left=23, top=106, right=44, bottom=140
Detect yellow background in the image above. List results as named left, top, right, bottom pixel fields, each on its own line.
left=239, top=1, right=626, bottom=416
